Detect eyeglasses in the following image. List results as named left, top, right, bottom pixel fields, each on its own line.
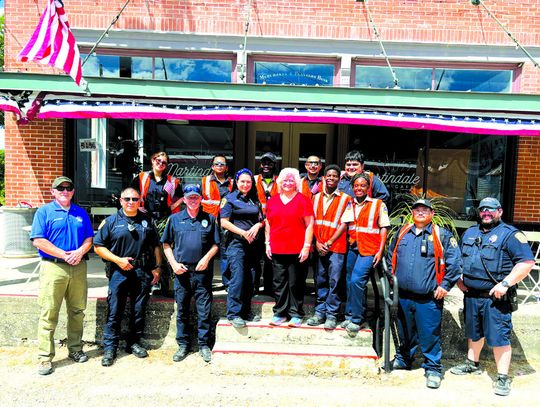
left=154, top=158, right=168, bottom=166
left=479, top=207, right=498, bottom=213
left=184, top=184, right=202, bottom=195
left=306, top=161, right=321, bottom=166
left=121, top=197, right=140, bottom=202
left=55, top=186, right=74, bottom=192
left=412, top=207, right=432, bottom=213
left=213, top=162, right=226, bottom=167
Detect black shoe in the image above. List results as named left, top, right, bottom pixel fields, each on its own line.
left=127, top=343, right=148, bottom=358
left=101, top=350, right=116, bottom=367
left=306, top=314, right=325, bottom=326
left=68, top=350, right=89, bottom=363
left=172, top=346, right=189, bottom=362
left=199, top=346, right=212, bottom=363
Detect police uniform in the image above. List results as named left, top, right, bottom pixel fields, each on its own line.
left=338, top=172, right=389, bottom=202
left=161, top=209, right=220, bottom=349
left=460, top=222, right=534, bottom=347
left=220, top=190, right=263, bottom=321
left=94, top=209, right=160, bottom=353
left=387, top=223, right=462, bottom=377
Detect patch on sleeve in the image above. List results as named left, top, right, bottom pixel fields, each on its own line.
left=220, top=198, right=227, bottom=208
left=450, top=237, right=458, bottom=248
left=97, top=220, right=107, bottom=230
left=514, top=232, right=528, bottom=244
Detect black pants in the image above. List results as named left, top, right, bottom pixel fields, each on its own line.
left=272, top=254, right=307, bottom=318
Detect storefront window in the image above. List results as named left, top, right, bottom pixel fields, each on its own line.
left=252, top=61, right=336, bottom=86
left=81, top=54, right=120, bottom=78
left=348, top=126, right=512, bottom=219
left=143, top=120, right=234, bottom=184
left=154, top=58, right=233, bottom=82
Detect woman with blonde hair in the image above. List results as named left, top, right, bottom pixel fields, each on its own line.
left=265, top=168, right=314, bottom=327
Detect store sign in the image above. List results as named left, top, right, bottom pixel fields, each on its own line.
left=79, top=138, right=98, bottom=151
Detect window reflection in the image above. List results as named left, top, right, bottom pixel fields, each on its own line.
left=81, top=54, right=120, bottom=78
left=155, top=58, right=232, bottom=82
left=253, top=62, right=335, bottom=86
left=434, top=69, right=512, bottom=92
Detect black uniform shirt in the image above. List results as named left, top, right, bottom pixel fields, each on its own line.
left=161, top=209, right=220, bottom=264
left=220, top=190, right=262, bottom=234
left=94, top=209, right=159, bottom=263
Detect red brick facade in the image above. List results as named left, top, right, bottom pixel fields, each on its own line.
left=3, top=0, right=540, bottom=222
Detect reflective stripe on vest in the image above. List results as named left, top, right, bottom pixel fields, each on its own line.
left=348, top=198, right=383, bottom=256
left=313, top=191, right=350, bottom=253
left=201, top=175, right=232, bottom=216
left=255, top=174, right=277, bottom=212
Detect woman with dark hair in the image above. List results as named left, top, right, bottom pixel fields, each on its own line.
left=220, top=169, right=265, bottom=328
left=340, top=172, right=389, bottom=334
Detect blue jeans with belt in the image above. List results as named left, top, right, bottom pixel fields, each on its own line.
left=345, top=249, right=374, bottom=324
left=103, top=267, right=152, bottom=351
left=174, top=268, right=213, bottom=347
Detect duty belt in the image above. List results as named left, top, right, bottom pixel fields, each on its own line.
left=398, top=289, right=434, bottom=301
left=464, top=289, right=492, bottom=298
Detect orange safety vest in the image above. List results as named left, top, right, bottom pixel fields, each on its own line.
left=313, top=191, right=351, bottom=254
left=348, top=197, right=383, bottom=256
left=255, top=174, right=278, bottom=214
left=301, top=176, right=322, bottom=199
left=391, top=223, right=446, bottom=285
left=138, top=171, right=181, bottom=214
left=201, top=175, right=232, bottom=217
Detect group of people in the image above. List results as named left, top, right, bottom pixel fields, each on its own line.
left=30, top=149, right=535, bottom=397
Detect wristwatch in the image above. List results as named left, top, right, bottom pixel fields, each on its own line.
left=501, top=280, right=510, bottom=288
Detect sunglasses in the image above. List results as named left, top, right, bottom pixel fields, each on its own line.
left=184, top=184, right=201, bottom=195
left=55, top=186, right=74, bottom=192
left=479, top=207, right=498, bottom=213
left=306, top=161, right=321, bottom=166
left=121, top=197, right=140, bottom=202
left=154, top=158, right=168, bottom=166
left=213, top=162, right=226, bottom=167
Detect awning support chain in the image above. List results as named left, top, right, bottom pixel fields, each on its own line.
left=471, top=0, right=539, bottom=69
left=362, top=0, right=400, bottom=88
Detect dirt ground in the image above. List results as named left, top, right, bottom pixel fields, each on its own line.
left=1, top=344, right=538, bottom=406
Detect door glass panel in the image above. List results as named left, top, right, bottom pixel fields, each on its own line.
left=298, top=133, right=327, bottom=169
left=255, top=131, right=283, bottom=170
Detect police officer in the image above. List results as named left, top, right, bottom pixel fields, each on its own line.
left=451, top=197, right=535, bottom=396
left=161, top=184, right=220, bottom=363
left=94, top=187, right=162, bottom=367
left=387, top=199, right=462, bottom=389
left=220, top=169, right=264, bottom=328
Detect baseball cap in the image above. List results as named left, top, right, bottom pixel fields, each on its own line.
left=184, top=184, right=202, bottom=198
left=411, top=198, right=433, bottom=210
left=478, top=197, right=501, bottom=210
left=260, top=152, right=278, bottom=163
left=51, top=176, right=74, bottom=189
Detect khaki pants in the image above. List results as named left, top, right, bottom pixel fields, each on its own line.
left=37, top=260, right=88, bottom=362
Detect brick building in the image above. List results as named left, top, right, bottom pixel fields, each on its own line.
left=0, top=0, right=539, bottom=226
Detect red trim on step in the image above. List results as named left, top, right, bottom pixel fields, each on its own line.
left=212, top=349, right=378, bottom=359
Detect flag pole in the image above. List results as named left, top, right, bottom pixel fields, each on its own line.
left=82, top=0, right=132, bottom=94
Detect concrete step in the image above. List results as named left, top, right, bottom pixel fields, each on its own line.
left=215, top=318, right=373, bottom=347
left=211, top=341, right=379, bottom=377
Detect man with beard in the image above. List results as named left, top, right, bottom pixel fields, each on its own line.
left=451, top=197, right=534, bottom=396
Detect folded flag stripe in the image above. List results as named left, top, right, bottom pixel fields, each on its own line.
left=17, top=0, right=83, bottom=86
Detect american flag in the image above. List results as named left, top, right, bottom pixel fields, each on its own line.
left=163, top=179, right=175, bottom=196
left=18, top=0, right=84, bottom=86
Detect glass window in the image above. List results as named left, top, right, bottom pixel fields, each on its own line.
left=434, top=69, right=512, bottom=92
left=131, top=57, right=154, bottom=79
left=253, top=62, right=335, bottom=86
left=143, top=121, right=234, bottom=184
left=154, top=58, right=233, bottom=82
left=355, top=66, right=432, bottom=90
left=354, top=64, right=513, bottom=93
left=81, top=54, right=120, bottom=78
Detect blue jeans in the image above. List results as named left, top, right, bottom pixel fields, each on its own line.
left=314, top=252, right=345, bottom=319
left=174, top=269, right=213, bottom=347
left=395, top=296, right=444, bottom=376
left=226, top=239, right=259, bottom=319
left=345, top=249, right=374, bottom=324
left=103, top=268, right=152, bottom=351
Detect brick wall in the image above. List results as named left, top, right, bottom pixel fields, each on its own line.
left=4, top=116, right=65, bottom=207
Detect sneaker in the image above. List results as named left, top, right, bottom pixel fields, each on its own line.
left=493, top=374, right=511, bottom=396
left=324, top=317, right=337, bottom=330
left=450, top=359, right=483, bottom=376
left=101, top=349, right=116, bottom=367
left=340, top=319, right=352, bottom=329
left=38, top=361, right=53, bottom=375
left=269, top=316, right=287, bottom=326
left=346, top=322, right=361, bottom=335
left=68, top=350, right=89, bottom=363
left=172, top=346, right=189, bottom=362
left=426, top=373, right=442, bottom=389
left=288, top=317, right=303, bottom=327
left=199, top=346, right=212, bottom=363
left=127, top=343, right=148, bottom=359
left=229, top=317, right=247, bottom=328
left=306, top=315, right=325, bottom=326
left=150, top=283, right=161, bottom=295
left=245, top=313, right=262, bottom=323
left=391, top=358, right=411, bottom=371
